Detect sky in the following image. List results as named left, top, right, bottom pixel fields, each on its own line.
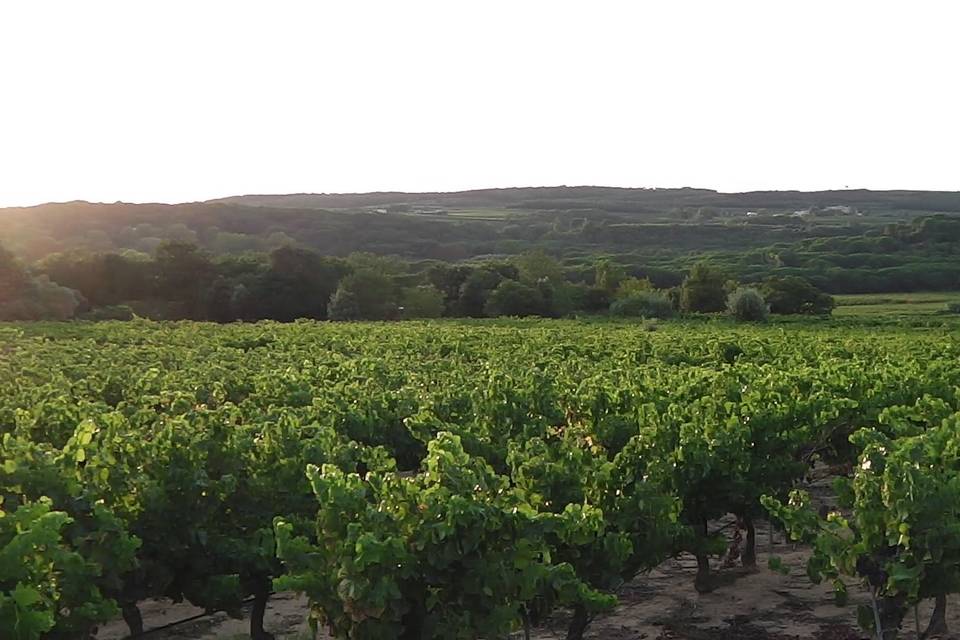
left=1, top=1, right=959, bottom=207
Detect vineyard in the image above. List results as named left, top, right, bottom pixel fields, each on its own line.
left=2, top=318, right=959, bottom=640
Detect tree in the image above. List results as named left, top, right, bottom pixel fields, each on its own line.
left=328, top=270, right=398, bottom=320
left=346, top=252, right=404, bottom=277
left=609, top=292, right=674, bottom=319
left=0, top=245, right=83, bottom=321
left=400, top=286, right=445, bottom=319
left=726, top=287, right=768, bottom=322
left=593, top=259, right=625, bottom=293
left=327, top=288, right=361, bottom=321
left=614, top=277, right=653, bottom=299
left=0, top=244, right=31, bottom=304
left=484, top=280, right=545, bottom=317
left=680, top=263, right=728, bottom=313
left=102, top=252, right=154, bottom=303
left=0, top=276, right=83, bottom=321
left=154, top=242, right=215, bottom=318
left=205, top=278, right=238, bottom=323
left=32, top=276, right=83, bottom=320
left=37, top=251, right=152, bottom=307
left=255, top=247, right=349, bottom=321
left=515, top=250, right=563, bottom=286
left=457, top=268, right=504, bottom=317
left=762, top=276, right=834, bottom=315
left=578, top=286, right=611, bottom=313
left=426, top=264, right=472, bottom=315
left=546, top=282, right=580, bottom=318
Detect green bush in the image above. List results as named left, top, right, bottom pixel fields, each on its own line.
left=328, top=270, right=399, bottom=321
left=327, top=288, right=361, bottom=321
left=0, top=273, right=83, bottom=321
left=484, top=280, right=545, bottom=317
left=400, top=286, right=445, bottom=319
left=680, top=263, right=727, bottom=313
left=946, top=301, right=960, bottom=314
left=726, top=287, right=768, bottom=322
left=609, top=292, right=675, bottom=319
left=762, top=276, right=834, bottom=315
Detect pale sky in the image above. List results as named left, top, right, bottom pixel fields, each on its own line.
left=1, top=1, right=958, bottom=207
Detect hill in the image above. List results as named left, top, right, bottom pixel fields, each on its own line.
left=5, top=186, right=960, bottom=264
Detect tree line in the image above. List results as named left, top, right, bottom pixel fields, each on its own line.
left=0, top=242, right=835, bottom=322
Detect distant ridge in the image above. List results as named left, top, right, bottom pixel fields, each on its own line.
left=5, top=186, right=960, bottom=212
left=205, top=186, right=960, bottom=214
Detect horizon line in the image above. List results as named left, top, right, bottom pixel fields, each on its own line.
left=5, top=184, right=960, bottom=210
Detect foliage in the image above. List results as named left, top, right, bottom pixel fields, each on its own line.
left=400, top=286, right=445, bottom=319
left=327, top=288, right=362, bottom=321
left=6, top=190, right=960, bottom=301
left=154, top=241, right=215, bottom=318
left=515, top=250, right=563, bottom=286
left=763, top=414, right=960, bottom=637
left=483, top=280, right=545, bottom=317
left=613, top=277, right=653, bottom=299
left=276, top=433, right=613, bottom=639
left=762, top=276, right=834, bottom=315
left=593, top=259, right=625, bottom=293
left=680, top=263, right=728, bottom=313
left=329, top=271, right=398, bottom=321
left=253, top=247, right=350, bottom=321
left=726, top=287, right=769, bottom=322
left=0, top=247, right=84, bottom=321
left=456, top=268, right=503, bottom=317
left=15, top=212, right=960, bottom=321
left=3, top=319, right=960, bottom=638
left=608, top=292, right=674, bottom=319
left=0, top=500, right=120, bottom=640
left=0, top=426, right=141, bottom=639
left=0, top=246, right=35, bottom=303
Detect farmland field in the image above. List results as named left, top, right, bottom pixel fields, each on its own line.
left=3, top=318, right=960, bottom=640
left=833, top=291, right=960, bottom=317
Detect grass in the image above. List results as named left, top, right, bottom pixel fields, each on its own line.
left=833, top=291, right=960, bottom=317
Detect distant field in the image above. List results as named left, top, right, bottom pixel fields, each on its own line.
left=378, top=207, right=526, bottom=222
left=833, top=291, right=960, bottom=316
left=443, top=207, right=527, bottom=220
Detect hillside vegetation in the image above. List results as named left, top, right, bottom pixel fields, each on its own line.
left=2, top=187, right=959, bottom=322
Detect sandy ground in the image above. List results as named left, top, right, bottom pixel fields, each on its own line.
left=96, top=477, right=960, bottom=640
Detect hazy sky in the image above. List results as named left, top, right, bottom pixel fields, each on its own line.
left=1, top=1, right=958, bottom=207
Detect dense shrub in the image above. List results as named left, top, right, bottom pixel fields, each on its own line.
left=0, top=275, right=83, bottom=321
left=726, top=287, right=768, bottom=322
left=579, top=286, right=612, bottom=313
left=400, top=286, right=445, bottom=319
left=484, top=280, right=545, bottom=317
left=609, top=292, right=675, bottom=319
left=762, top=276, right=834, bottom=315
left=327, top=288, right=362, bottom=320
left=328, top=271, right=398, bottom=320
left=680, top=263, right=728, bottom=313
